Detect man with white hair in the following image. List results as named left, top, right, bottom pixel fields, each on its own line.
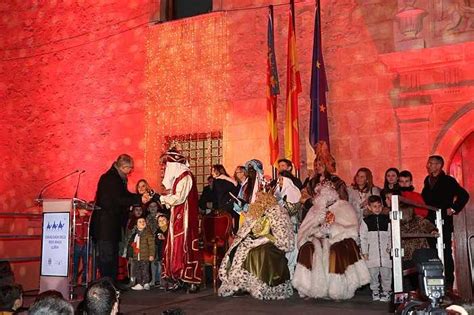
left=91, top=154, right=146, bottom=283
left=156, top=149, right=201, bottom=292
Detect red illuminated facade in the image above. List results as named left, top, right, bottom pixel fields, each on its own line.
left=1, top=0, right=473, bottom=295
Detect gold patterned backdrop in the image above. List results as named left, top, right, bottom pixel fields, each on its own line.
left=145, top=12, right=229, bottom=189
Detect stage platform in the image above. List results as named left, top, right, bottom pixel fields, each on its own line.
left=18, top=285, right=390, bottom=314
left=117, top=286, right=390, bottom=314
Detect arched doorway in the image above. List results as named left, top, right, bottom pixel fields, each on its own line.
left=449, top=132, right=474, bottom=300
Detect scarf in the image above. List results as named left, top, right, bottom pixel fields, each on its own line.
left=274, top=176, right=301, bottom=204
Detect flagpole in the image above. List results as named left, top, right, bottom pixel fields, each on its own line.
left=309, top=0, right=330, bottom=150
left=267, top=4, right=279, bottom=181
left=270, top=4, right=275, bottom=180
left=291, top=0, right=298, bottom=179
left=284, top=0, right=302, bottom=172
left=290, top=0, right=296, bottom=28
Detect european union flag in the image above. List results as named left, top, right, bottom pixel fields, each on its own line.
left=309, top=0, right=329, bottom=148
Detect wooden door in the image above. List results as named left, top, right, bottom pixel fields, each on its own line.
left=451, top=132, right=474, bottom=301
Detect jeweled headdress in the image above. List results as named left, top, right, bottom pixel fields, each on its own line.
left=160, top=142, right=187, bottom=164
left=314, top=141, right=336, bottom=173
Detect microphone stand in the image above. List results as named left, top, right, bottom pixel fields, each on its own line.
left=73, top=170, right=86, bottom=199
left=71, top=170, right=85, bottom=293
left=36, top=170, right=82, bottom=202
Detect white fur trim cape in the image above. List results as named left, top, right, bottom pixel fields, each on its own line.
left=292, top=186, right=370, bottom=300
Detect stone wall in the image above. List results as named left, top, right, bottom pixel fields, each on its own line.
left=0, top=0, right=150, bottom=289
left=0, top=1, right=150, bottom=211
left=1, top=0, right=473, bottom=290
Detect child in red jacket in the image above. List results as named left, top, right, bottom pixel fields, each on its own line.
left=398, top=170, right=428, bottom=218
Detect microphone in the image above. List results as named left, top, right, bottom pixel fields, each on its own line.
left=73, top=170, right=86, bottom=199
left=37, top=169, right=81, bottom=201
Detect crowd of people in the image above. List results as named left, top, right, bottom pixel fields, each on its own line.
left=88, top=142, right=468, bottom=303
left=0, top=278, right=120, bottom=315
left=93, top=143, right=469, bottom=301
left=4, top=141, right=468, bottom=313
left=90, top=150, right=202, bottom=294
left=210, top=141, right=468, bottom=301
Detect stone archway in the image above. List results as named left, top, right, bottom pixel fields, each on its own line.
left=432, top=104, right=474, bottom=300
left=431, top=103, right=474, bottom=167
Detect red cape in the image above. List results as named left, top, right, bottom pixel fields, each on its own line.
left=163, top=171, right=202, bottom=284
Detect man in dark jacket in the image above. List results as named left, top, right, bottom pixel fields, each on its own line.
left=421, top=155, right=469, bottom=291
left=198, top=176, right=217, bottom=213
left=91, top=154, right=145, bottom=282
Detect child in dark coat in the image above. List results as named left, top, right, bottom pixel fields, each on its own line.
left=154, top=214, right=169, bottom=288
left=129, top=217, right=155, bottom=291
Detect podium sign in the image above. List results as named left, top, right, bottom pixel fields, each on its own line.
left=39, top=199, right=72, bottom=298
left=41, top=212, right=70, bottom=277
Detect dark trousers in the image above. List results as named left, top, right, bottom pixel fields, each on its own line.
left=73, top=244, right=89, bottom=283
left=428, top=228, right=454, bottom=288
left=227, top=210, right=240, bottom=234
left=132, top=260, right=150, bottom=285
left=97, top=240, right=119, bottom=282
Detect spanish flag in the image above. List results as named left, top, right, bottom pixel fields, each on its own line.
left=284, top=9, right=302, bottom=169
left=267, top=7, right=280, bottom=167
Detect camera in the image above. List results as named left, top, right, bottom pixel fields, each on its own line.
left=398, top=250, right=447, bottom=315
left=417, top=258, right=445, bottom=305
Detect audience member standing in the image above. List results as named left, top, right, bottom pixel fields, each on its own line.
left=91, top=154, right=147, bottom=283
left=135, top=179, right=151, bottom=197
left=146, top=201, right=161, bottom=287
left=154, top=214, right=169, bottom=288
left=421, top=155, right=469, bottom=292
left=73, top=208, right=91, bottom=286
left=129, top=217, right=155, bottom=291
left=198, top=176, right=216, bottom=213
left=348, top=168, right=381, bottom=224
left=398, top=170, right=428, bottom=218
left=380, top=168, right=400, bottom=207
left=211, top=164, right=239, bottom=232
left=360, top=196, right=392, bottom=302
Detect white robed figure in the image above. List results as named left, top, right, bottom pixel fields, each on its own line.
left=274, top=171, right=301, bottom=279
left=292, top=182, right=370, bottom=300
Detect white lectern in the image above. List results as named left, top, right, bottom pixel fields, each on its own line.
left=39, top=199, right=72, bottom=299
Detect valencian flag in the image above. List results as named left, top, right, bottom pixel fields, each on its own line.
left=266, top=7, right=280, bottom=166
left=284, top=8, right=302, bottom=169
left=309, top=0, right=329, bottom=148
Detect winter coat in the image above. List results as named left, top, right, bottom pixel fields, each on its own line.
left=155, top=227, right=168, bottom=261
left=360, top=214, right=392, bottom=269
left=347, top=185, right=381, bottom=225
left=198, top=184, right=217, bottom=210
left=130, top=228, right=155, bottom=261
left=212, top=177, right=238, bottom=212
left=401, top=190, right=428, bottom=218
left=422, top=171, right=469, bottom=232
left=91, top=164, right=141, bottom=242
